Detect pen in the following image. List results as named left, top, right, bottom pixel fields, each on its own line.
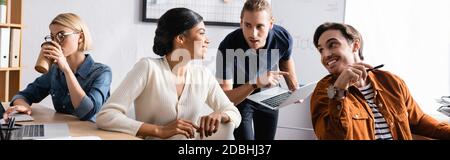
left=0, top=122, right=3, bottom=140
left=366, top=64, right=384, bottom=72
left=8, top=117, right=15, bottom=129
left=6, top=117, right=15, bottom=140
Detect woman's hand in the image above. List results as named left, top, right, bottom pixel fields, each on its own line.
left=157, top=119, right=199, bottom=139
left=197, top=112, right=230, bottom=139
left=2, top=105, right=31, bottom=120
left=41, top=41, right=70, bottom=72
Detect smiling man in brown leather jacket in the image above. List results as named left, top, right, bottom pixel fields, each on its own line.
left=310, top=22, right=450, bottom=140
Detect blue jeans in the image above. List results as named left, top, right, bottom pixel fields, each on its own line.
left=234, top=99, right=279, bottom=140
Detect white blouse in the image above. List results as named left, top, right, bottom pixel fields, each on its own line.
left=96, top=57, right=241, bottom=139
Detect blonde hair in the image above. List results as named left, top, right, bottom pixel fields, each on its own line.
left=50, top=13, right=92, bottom=51
left=240, top=0, right=273, bottom=19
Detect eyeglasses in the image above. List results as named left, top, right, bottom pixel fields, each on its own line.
left=44, top=31, right=81, bottom=43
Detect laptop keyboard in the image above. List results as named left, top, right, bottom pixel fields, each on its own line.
left=261, top=92, right=292, bottom=108
left=22, top=124, right=45, bottom=137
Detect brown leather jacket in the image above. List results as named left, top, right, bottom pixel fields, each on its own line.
left=311, top=70, right=450, bottom=140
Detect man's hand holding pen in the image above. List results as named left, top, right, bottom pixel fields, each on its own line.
left=334, top=63, right=384, bottom=90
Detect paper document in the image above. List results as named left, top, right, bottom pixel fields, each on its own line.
left=38, top=136, right=102, bottom=140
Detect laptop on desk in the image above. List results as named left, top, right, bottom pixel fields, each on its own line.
left=247, top=81, right=318, bottom=110
left=1, top=103, right=71, bottom=140
left=21, top=123, right=70, bottom=140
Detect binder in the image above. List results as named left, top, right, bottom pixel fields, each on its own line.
left=9, top=28, right=20, bottom=67
left=0, top=27, right=10, bottom=68
left=0, top=0, right=6, bottom=24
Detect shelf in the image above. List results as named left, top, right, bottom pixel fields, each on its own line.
left=0, top=71, right=5, bottom=102
left=0, top=0, right=22, bottom=102
left=0, top=23, right=22, bottom=28
left=8, top=70, right=20, bottom=100
left=9, top=0, right=22, bottom=25
left=0, top=67, right=21, bottom=71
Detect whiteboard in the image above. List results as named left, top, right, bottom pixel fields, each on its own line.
left=272, top=0, right=346, bottom=139
left=142, top=0, right=346, bottom=86
left=272, top=0, right=346, bottom=84
left=143, top=0, right=272, bottom=26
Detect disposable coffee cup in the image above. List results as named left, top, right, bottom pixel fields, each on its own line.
left=35, top=41, right=54, bottom=74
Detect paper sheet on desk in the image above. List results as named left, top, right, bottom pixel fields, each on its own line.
left=37, top=136, right=102, bottom=140
left=13, top=114, right=34, bottom=122
left=436, top=98, right=450, bottom=105
left=438, top=106, right=450, bottom=117
left=436, top=98, right=450, bottom=117
left=0, top=114, right=33, bottom=124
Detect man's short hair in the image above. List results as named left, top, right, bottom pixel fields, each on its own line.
left=313, top=22, right=364, bottom=60
left=240, top=0, right=272, bottom=19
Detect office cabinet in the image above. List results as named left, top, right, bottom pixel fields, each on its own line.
left=0, top=0, right=22, bottom=102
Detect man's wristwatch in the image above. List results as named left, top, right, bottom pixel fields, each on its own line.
left=327, top=85, right=347, bottom=100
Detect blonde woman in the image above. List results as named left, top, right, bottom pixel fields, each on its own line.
left=96, top=8, right=241, bottom=140
left=3, top=13, right=112, bottom=122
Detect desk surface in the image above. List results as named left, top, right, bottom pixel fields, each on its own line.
left=3, top=103, right=140, bottom=140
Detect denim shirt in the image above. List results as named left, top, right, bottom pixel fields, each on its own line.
left=11, top=54, right=112, bottom=122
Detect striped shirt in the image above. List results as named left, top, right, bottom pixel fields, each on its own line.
left=359, top=83, right=393, bottom=140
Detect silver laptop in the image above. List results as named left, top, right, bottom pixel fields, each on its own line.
left=21, top=123, right=70, bottom=140
left=247, top=81, right=317, bottom=110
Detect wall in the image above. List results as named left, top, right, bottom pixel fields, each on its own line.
left=22, top=0, right=237, bottom=107
left=272, top=0, right=346, bottom=140
left=273, top=0, right=345, bottom=84
left=21, top=0, right=349, bottom=140
left=345, top=0, right=450, bottom=115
